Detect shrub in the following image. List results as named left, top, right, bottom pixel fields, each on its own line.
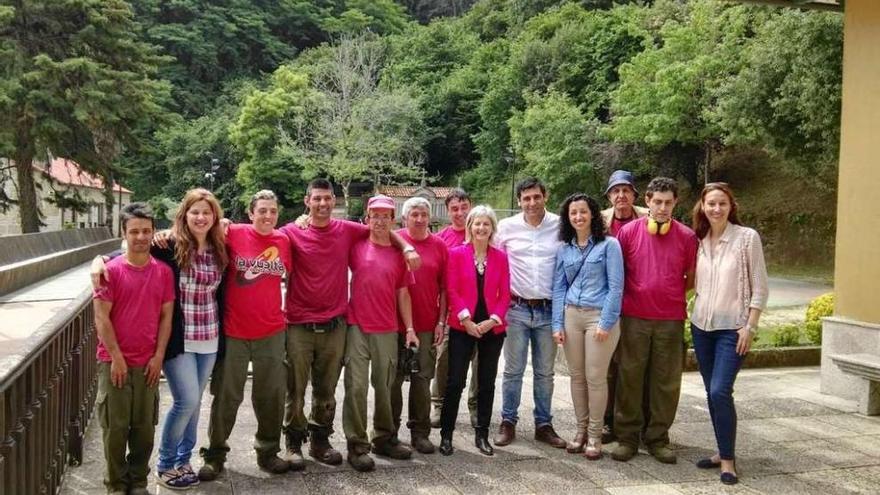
left=804, top=292, right=834, bottom=345
left=770, top=324, right=801, bottom=347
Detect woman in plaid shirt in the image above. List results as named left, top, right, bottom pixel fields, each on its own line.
left=152, top=188, right=229, bottom=489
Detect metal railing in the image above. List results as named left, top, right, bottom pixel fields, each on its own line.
left=0, top=290, right=98, bottom=494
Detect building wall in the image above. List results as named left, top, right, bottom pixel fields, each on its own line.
left=834, top=0, right=880, bottom=322
left=0, top=171, right=131, bottom=236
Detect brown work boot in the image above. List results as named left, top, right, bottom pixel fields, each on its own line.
left=411, top=435, right=436, bottom=454
left=347, top=444, right=376, bottom=472
left=309, top=429, right=343, bottom=466
left=494, top=420, right=516, bottom=446
left=257, top=454, right=292, bottom=474
left=535, top=424, right=567, bottom=448
left=283, top=432, right=307, bottom=471
left=373, top=439, right=413, bottom=460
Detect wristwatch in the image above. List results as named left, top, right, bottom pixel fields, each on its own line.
left=403, top=245, right=416, bottom=254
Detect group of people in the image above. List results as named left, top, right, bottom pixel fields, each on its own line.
left=91, top=171, right=768, bottom=495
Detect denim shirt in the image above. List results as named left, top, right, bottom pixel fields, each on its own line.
left=551, top=236, right=624, bottom=332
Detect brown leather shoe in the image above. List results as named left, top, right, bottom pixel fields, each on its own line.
left=535, top=424, right=567, bottom=448
left=309, top=430, right=343, bottom=466
left=566, top=432, right=587, bottom=453
left=494, top=420, right=516, bottom=446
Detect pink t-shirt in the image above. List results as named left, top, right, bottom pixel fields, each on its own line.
left=281, top=219, right=369, bottom=324
left=94, top=256, right=175, bottom=366
left=224, top=224, right=291, bottom=340
left=397, top=230, right=447, bottom=332
left=437, top=226, right=466, bottom=249
left=617, top=217, right=698, bottom=321
left=347, top=239, right=407, bottom=333
left=609, top=216, right=637, bottom=238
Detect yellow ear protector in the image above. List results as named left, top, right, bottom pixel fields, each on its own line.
left=647, top=216, right=671, bottom=236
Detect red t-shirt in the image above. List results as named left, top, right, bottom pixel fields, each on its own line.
left=347, top=239, right=407, bottom=333
left=281, top=219, right=369, bottom=324
left=397, top=230, right=447, bottom=332
left=609, top=216, right=637, bottom=237
left=437, top=226, right=466, bottom=249
left=617, top=217, right=698, bottom=321
left=223, top=224, right=291, bottom=339
left=94, top=256, right=175, bottom=366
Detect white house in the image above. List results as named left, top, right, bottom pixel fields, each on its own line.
left=0, top=157, right=133, bottom=236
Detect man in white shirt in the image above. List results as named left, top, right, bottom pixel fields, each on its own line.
left=493, top=177, right=566, bottom=448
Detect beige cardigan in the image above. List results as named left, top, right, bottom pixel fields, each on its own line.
left=691, top=223, right=769, bottom=331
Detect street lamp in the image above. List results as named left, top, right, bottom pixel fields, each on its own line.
left=205, top=157, right=220, bottom=190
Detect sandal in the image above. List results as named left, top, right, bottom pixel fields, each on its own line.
left=177, top=464, right=200, bottom=486
left=157, top=468, right=192, bottom=491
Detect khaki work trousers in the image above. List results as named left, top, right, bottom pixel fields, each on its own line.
left=203, top=331, right=286, bottom=462
left=391, top=331, right=437, bottom=438
left=614, top=316, right=684, bottom=449
left=342, top=326, right=398, bottom=452
left=97, top=362, right=159, bottom=492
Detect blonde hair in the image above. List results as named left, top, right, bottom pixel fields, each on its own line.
left=465, top=204, right=498, bottom=244
left=171, top=188, right=228, bottom=271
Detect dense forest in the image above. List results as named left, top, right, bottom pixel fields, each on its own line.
left=1, top=0, right=842, bottom=243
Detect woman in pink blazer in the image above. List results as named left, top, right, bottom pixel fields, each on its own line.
left=439, top=205, right=511, bottom=457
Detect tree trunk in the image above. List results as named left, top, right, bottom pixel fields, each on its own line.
left=103, top=171, right=115, bottom=235
left=342, top=180, right=351, bottom=218
left=14, top=151, right=41, bottom=233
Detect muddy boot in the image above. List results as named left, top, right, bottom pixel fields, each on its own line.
left=347, top=442, right=375, bottom=472
left=309, top=428, right=343, bottom=466
left=283, top=431, right=307, bottom=471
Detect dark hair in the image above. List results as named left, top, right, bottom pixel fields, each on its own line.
left=249, top=189, right=278, bottom=212
left=120, top=202, right=154, bottom=232
left=691, top=182, right=742, bottom=239
left=515, top=177, right=546, bottom=200
left=645, top=177, right=678, bottom=199
left=444, top=188, right=471, bottom=207
left=558, top=193, right=605, bottom=244
left=306, top=178, right=334, bottom=197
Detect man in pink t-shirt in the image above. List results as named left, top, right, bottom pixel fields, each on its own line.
left=611, top=177, right=698, bottom=465
left=342, top=195, right=418, bottom=472
left=200, top=190, right=294, bottom=477
left=280, top=179, right=420, bottom=469
left=93, top=203, right=174, bottom=494
left=390, top=197, right=448, bottom=454
left=431, top=188, right=482, bottom=427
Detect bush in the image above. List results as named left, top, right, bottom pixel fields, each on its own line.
left=770, top=324, right=801, bottom=347
left=804, top=292, right=834, bottom=345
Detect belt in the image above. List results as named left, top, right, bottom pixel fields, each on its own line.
left=300, top=318, right=339, bottom=333
left=512, top=296, right=552, bottom=308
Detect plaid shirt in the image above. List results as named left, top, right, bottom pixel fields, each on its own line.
left=179, top=249, right=221, bottom=341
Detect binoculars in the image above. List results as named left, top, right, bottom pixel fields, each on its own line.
left=398, top=343, right=420, bottom=380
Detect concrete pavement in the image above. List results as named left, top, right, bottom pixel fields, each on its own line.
left=59, top=366, right=880, bottom=495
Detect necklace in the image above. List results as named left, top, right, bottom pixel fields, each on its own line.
left=474, top=254, right=487, bottom=275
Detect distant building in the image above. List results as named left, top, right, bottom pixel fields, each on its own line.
left=375, top=184, right=455, bottom=225
left=0, top=157, right=133, bottom=236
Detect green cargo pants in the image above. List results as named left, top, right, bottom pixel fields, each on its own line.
left=614, top=316, right=684, bottom=450
left=342, top=325, right=398, bottom=452
left=97, top=362, right=159, bottom=492
left=391, top=331, right=436, bottom=438
left=284, top=317, right=347, bottom=437
left=202, top=330, right=286, bottom=462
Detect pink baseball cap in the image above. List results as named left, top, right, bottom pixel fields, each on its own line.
left=367, top=194, right=395, bottom=212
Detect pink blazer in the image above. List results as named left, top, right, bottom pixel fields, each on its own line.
left=445, top=244, right=511, bottom=335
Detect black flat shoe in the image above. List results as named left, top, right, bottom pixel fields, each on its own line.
left=720, top=471, right=738, bottom=485
left=696, top=457, right=721, bottom=469
left=439, top=437, right=454, bottom=456
left=475, top=436, right=494, bottom=456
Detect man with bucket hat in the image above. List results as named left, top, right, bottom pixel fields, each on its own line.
left=601, top=170, right=649, bottom=237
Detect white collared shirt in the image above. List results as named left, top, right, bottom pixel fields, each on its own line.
left=496, top=211, right=561, bottom=299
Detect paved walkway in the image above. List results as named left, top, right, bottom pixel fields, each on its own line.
left=766, top=277, right=831, bottom=309
left=59, top=365, right=880, bottom=495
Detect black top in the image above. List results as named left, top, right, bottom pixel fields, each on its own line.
left=473, top=267, right=489, bottom=323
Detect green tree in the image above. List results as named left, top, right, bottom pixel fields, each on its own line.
left=716, top=10, right=843, bottom=182
left=509, top=91, right=603, bottom=201
left=607, top=1, right=760, bottom=186
left=0, top=0, right=170, bottom=233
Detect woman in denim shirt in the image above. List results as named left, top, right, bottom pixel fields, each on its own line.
left=552, top=193, right=624, bottom=460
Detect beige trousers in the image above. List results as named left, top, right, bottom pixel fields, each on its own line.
left=562, top=306, right=620, bottom=439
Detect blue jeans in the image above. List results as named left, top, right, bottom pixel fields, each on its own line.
left=157, top=351, right=216, bottom=471
left=501, top=303, right=556, bottom=426
left=691, top=324, right=744, bottom=460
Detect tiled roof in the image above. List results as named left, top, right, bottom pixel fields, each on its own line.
left=377, top=185, right=454, bottom=199
left=33, top=158, right=132, bottom=194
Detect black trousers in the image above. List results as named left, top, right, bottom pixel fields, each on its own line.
left=440, top=329, right=505, bottom=435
